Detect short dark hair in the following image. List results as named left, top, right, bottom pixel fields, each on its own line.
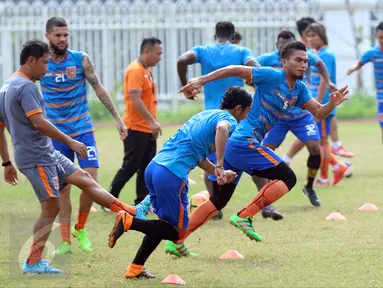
left=233, top=31, right=242, bottom=42
left=46, top=17, right=67, bottom=33
left=140, top=37, right=162, bottom=53
left=376, top=22, right=383, bottom=32
left=296, top=17, right=316, bottom=36
left=20, top=39, right=49, bottom=65
left=215, top=21, right=235, bottom=39
left=306, top=23, right=328, bottom=45
left=280, top=41, right=306, bottom=60
left=277, top=30, right=296, bottom=41
left=220, top=86, right=253, bottom=110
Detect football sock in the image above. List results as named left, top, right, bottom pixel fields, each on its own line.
left=306, top=154, right=321, bottom=190
left=125, top=263, right=144, bottom=278
left=27, top=241, right=44, bottom=265
left=110, top=199, right=137, bottom=216
left=131, top=219, right=179, bottom=241
left=175, top=200, right=218, bottom=244
left=320, top=144, right=330, bottom=180
left=238, top=180, right=288, bottom=218
left=60, top=221, right=71, bottom=244
left=75, top=212, right=88, bottom=230
left=133, top=235, right=162, bottom=266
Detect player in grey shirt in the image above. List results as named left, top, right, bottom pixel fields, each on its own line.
left=0, top=40, right=151, bottom=277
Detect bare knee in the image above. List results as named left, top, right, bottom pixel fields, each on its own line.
left=40, top=198, right=60, bottom=218
left=306, top=141, right=320, bottom=155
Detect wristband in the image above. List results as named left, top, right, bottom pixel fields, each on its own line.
left=2, top=160, right=11, bottom=167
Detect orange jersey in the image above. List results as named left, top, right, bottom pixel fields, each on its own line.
left=122, top=60, right=157, bottom=133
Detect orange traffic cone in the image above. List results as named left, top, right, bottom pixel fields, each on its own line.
left=325, top=212, right=346, bottom=220
left=161, top=274, right=186, bottom=285
left=359, top=203, right=378, bottom=211
left=219, top=250, right=245, bottom=259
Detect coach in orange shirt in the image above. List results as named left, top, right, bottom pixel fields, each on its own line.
left=109, top=37, right=162, bottom=205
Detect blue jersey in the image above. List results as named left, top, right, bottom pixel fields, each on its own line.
left=257, top=49, right=319, bottom=119
left=153, top=109, right=238, bottom=182
left=310, top=46, right=336, bottom=115
left=192, top=42, right=254, bottom=110
left=40, top=50, right=92, bottom=137
left=360, top=45, right=383, bottom=98
left=230, top=67, right=312, bottom=144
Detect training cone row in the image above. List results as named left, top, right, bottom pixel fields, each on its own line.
left=325, top=203, right=378, bottom=220
left=325, top=212, right=346, bottom=220
left=219, top=250, right=245, bottom=259
left=359, top=203, right=378, bottom=211
left=161, top=274, right=186, bottom=285
left=161, top=250, right=244, bottom=284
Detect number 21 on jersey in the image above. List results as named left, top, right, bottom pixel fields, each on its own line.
left=55, top=73, right=66, bottom=83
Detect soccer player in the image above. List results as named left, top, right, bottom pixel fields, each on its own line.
left=296, top=17, right=316, bottom=47
left=295, top=17, right=354, bottom=158
left=348, top=22, right=383, bottom=142
left=107, top=86, right=252, bottom=279
left=301, top=23, right=348, bottom=187
left=232, top=31, right=242, bottom=45
left=256, top=30, right=335, bottom=206
left=165, top=41, right=349, bottom=256
left=40, top=17, right=129, bottom=255
left=108, top=37, right=162, bottom=206
left=0, top=40, right=149, bottom=274
left=177, top=21, right=259, bottom=220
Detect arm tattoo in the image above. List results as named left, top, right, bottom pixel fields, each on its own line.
left=83, top=54, right=122, bottom=122
left=83, top=54, right=100, bottom=88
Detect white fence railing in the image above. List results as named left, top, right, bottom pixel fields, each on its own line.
left=0, top=0, right=321, bottom=110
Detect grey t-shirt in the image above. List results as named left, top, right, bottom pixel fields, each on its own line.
left=0, top=73, right=57, bottom=169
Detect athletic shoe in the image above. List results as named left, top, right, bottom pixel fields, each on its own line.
left=164, top=241, right=198, bottom=257
left=71, top=226, right=92, bottom=252
left=23, top=260, right=63, bottom=274
left=135, top=195, right=151, bottom=220
left=302, top=187, right=321, bottom=207
left=229, top=213, right=262, bottom=241
left=53, top=242, right=72, bottom=256
left=261, top=205, right=284, bottom=220
left=212, top=210, right=223, bottom=220
left=332, top=145, right=354, bottom=158
left=108, top=211, right=133, bottom=248
left=125, top=268, right=156, bottom=279
left=333, top=164, right=348, bottom=186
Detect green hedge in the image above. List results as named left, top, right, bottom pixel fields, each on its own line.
left=336, top=91, right=377, bottom=119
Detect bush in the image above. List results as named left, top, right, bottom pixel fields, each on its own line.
left=336, top=90, right=377, bottom=119
left=157, top=100, right=203, bottom=124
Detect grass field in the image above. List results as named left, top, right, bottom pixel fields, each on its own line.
left=1, top=120, right=383, bottom=287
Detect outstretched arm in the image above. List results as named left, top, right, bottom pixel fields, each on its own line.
left=347, top=60, right=363, bottom=75
left=316, top=59, right=336, bottom=91
left=177, top=51, right=196, bottom=88
left=303, top=85, right=349, bottom=120
left=82, top=53, right=127, bottom=140
left=178, top=65, right=252, bottom=98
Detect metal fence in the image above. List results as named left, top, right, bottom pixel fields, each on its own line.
left=0, top=0, right=320, bottom=109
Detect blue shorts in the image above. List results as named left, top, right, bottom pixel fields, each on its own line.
left=208, top=139, right=283, bottom=184
left=262, top=113, right=320, bottom=146
left=145, top=161, right=189, bottom=229
left=377, top=99, right=383, bottom=128
left=316, top=115, right=334, bottom=138
left=51, top=131, right=99, bottom=169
